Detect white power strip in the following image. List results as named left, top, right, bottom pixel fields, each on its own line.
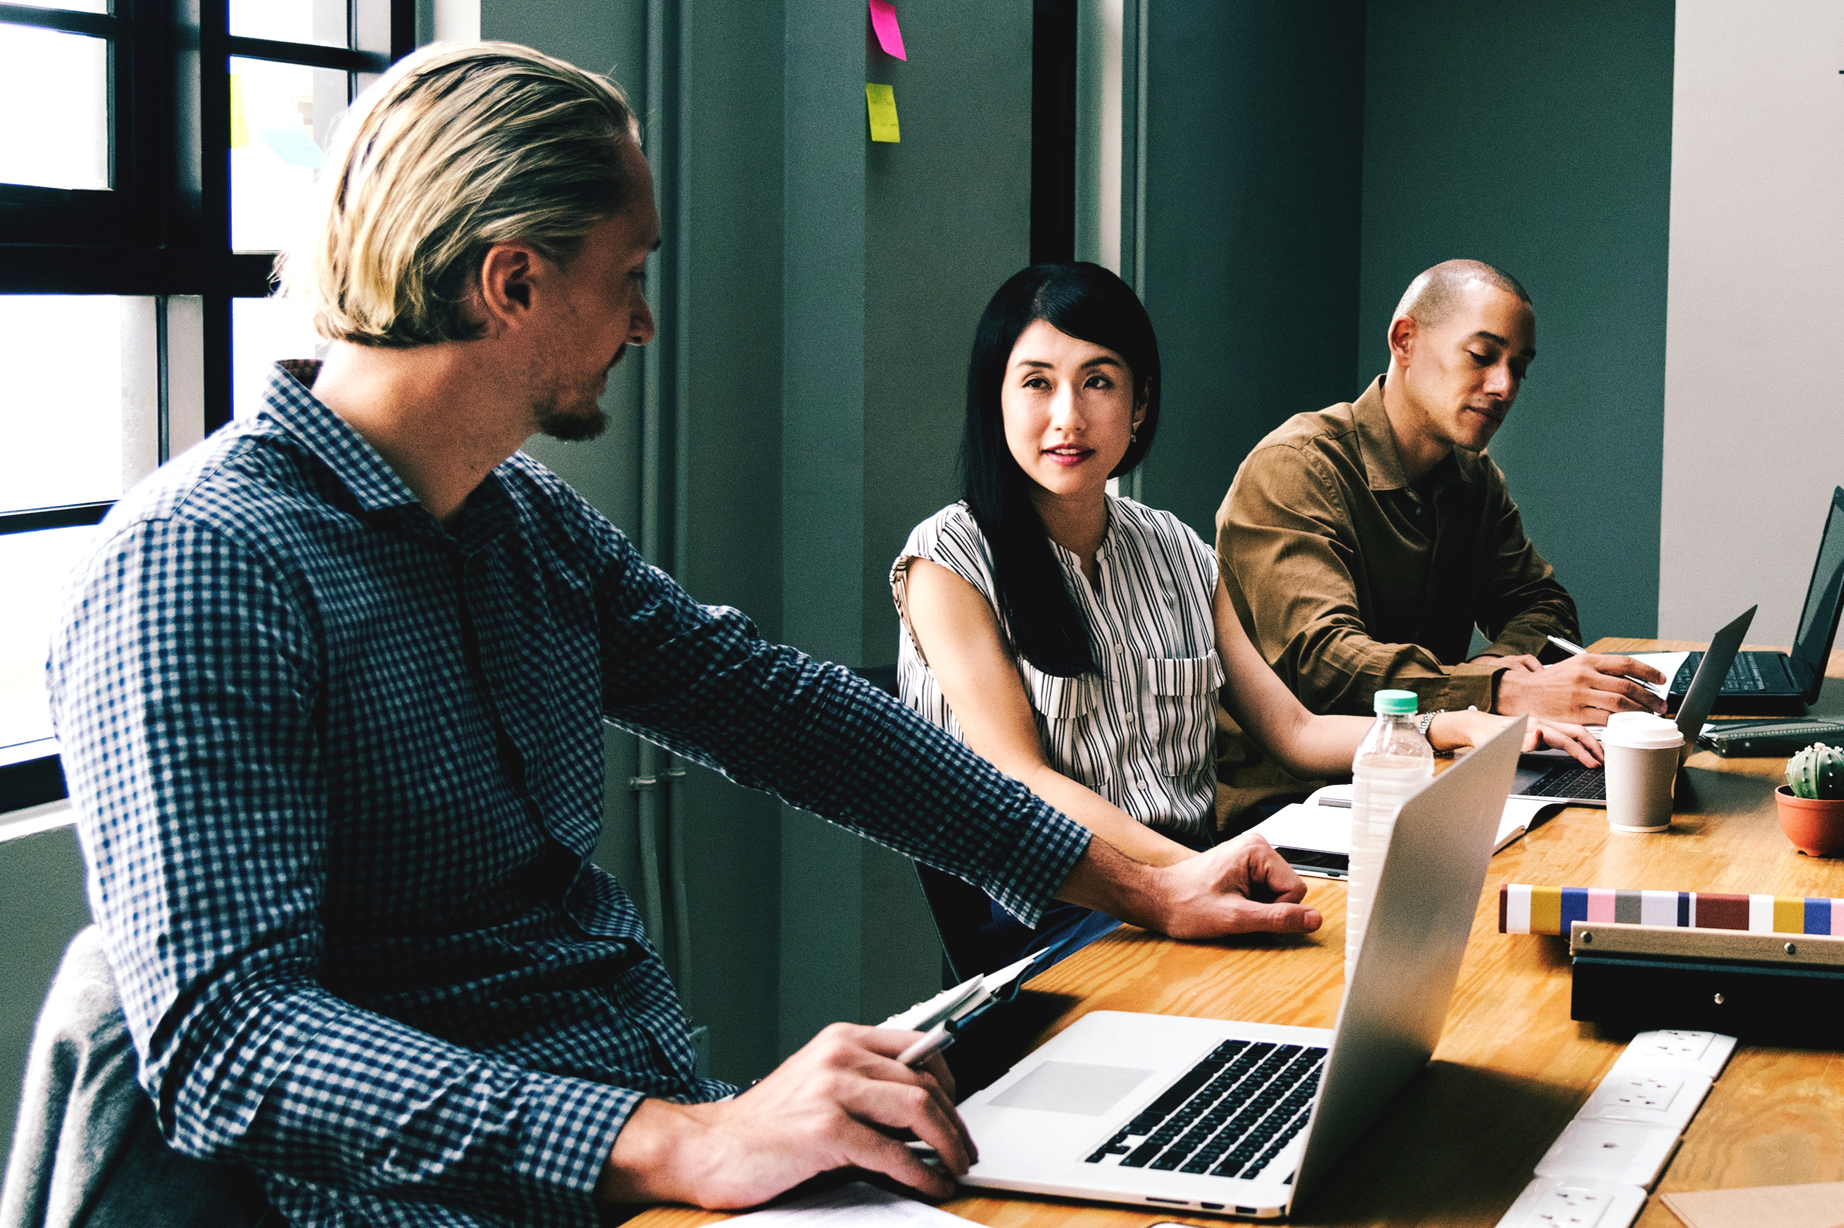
left=1494, top=1029, right=1735, bottom=1228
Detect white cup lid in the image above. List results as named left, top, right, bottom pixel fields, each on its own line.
left=1603, top=711, right=1683, bottom=749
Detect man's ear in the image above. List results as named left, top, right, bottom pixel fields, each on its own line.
left=472, top=242, right=541, bottom=336
left=1386, top=314, right=1418, bottom=367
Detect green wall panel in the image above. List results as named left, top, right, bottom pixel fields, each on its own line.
left=1357, top=1, right=1675, bottom=640
left=1136, top=0, right=1368, bottom=545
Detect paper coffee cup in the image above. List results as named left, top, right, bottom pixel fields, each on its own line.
left=1602, top=712, right=1683, bottom=833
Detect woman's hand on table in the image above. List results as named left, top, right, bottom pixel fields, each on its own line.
left=1430, top=708, right=1604, bottom=767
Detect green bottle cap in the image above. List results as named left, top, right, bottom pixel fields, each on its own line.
left=1373, top=689, right=1418, bottom=715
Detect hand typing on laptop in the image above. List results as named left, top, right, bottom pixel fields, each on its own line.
left=1491, top=651, right=1667, bottom=724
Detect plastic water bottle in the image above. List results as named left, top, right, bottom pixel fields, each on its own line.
left=1344, top=689, right=1434, bottom=982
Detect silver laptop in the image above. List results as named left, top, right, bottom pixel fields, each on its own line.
left=1510, top=606, right=1755, bottom=806
left=954, top=718, right=1527, bottom=1219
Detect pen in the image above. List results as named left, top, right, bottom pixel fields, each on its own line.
left=1547, top=634, right=1588, bottom=657
left=898, top=1020, right=954, bottom=1067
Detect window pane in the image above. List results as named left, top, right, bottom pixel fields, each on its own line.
left=230, top=0, right=346, bottom=47
left=0, top=297, right=158, bottom=514
left=233, top=296, right=323, bottom=420
left=0, top=526, right=98, bottom=750
left=0, top=26, right=108, bottom=191
left=230, top=58, right=348, bottom=252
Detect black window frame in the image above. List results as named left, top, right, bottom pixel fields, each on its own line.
left=0, top=0, right=414, bottom=814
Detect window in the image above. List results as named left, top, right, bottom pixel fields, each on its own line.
left=0, top=0, right=414, bottom=814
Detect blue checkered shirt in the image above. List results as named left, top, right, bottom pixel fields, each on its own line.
left=47, top=363, right=1091, bottom=1227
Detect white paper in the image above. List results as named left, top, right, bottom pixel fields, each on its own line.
left=1251, top=786, right=1564, bottom=858
left=722, top=1182, right=974, bottom=1228
left=1492, top=796, right=1567, bottom=852
left=1626, top=651, right=1689, bottom=700
left=879, top=954, right=1040, bottom=1031
left=1250, top=800, right=1349, bottom=856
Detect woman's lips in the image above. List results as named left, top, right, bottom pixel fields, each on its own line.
left=1043, top=446, right=1094, bottom=467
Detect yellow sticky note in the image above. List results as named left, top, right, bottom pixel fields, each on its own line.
left=865, top=82, right=900, bottom=143
left=229, top=73, right=248, bottom=149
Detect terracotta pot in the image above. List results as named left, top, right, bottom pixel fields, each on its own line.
left=1775, top=785, right=1844, bottom=856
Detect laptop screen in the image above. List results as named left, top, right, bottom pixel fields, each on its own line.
left=1792, top=487, right=1844, bottom=688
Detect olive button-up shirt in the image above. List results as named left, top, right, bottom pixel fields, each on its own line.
left=1215, top=375, right=1580, bottom=716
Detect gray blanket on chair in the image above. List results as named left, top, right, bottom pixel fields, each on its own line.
left=0, top=926, right=271, bottom=1228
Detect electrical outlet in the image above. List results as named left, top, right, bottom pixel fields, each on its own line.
left=1494, top=1177, right=1647, bottom=1228
left=1534, top=1119, right=1680, bottom=1188
left=1578, top=1067, right=1710, bottom=1132
left=1614, top=1030, right=1735, bottom=1081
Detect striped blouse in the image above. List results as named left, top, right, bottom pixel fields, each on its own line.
left=892, top=497, right=1224, bottom=843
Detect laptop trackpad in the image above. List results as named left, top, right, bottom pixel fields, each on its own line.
left=989, top=1061, right=1155, bottom=1116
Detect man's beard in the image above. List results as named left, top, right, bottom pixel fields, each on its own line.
left=534, top=345, right=625, bottom=442
left=536, top=400, right=609, bottom=442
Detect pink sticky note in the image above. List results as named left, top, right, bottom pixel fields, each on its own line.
left=869, top=0, right=907, bottom=60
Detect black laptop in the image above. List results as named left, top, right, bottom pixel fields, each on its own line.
left=1669, top=485, right=1844, bottom=715
left=1515, top=606, right=1752, bottom=805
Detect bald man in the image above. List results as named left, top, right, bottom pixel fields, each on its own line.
left=1215, top=260, right=1664, bottom=724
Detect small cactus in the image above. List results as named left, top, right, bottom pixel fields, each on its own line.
left=1787, top=743, right=1844, bottom=800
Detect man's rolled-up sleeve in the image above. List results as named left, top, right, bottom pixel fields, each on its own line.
left=50, top=518, right=638, bottom=1223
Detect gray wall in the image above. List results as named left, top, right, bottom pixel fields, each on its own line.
left=861, top=3, right=1033, bottom=665
left=670, top=0, right=793, bottom=1089
left=859, top=0, right=1034, bottom=1017
left=1660, top=1, right=1844, bottom=642
left=1357, top=1, right=1676, bottom=642
left=1136, top=0, right=1368, bottom=543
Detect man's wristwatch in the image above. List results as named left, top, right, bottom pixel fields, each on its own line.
left=1417, top=709, right=1442, bottom=738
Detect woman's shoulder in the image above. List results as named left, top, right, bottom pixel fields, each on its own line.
left=903, top=501, right=989, bottom=554
left=896, top=502, right=996, bottom=585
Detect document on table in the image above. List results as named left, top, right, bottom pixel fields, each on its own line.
left=722, top=1182, right=975, bottom=1228
left=1662, top=1181, right=1844, bottom=1228
left=1251, top=783, right=1565, bottom=867
left=1628, top=651, right=1690, bottom=699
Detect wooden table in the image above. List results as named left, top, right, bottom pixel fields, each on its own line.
left=638, top=642, right=1844, bottom=1228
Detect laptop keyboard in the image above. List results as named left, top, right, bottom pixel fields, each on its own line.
left=1082, top=1040, right=1327, bottom=1180
left=1673, top=652, right=1767, bottom=692
left=1519, top=764, right=1607, bottom=801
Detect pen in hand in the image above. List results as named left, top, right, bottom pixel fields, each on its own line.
left=1547, top=634, right=1589, bottom=658
left=897, top=1020, right=954, bottom=1068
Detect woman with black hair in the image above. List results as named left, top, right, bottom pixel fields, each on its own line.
left=891, top=263, right=1600, bottom=970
